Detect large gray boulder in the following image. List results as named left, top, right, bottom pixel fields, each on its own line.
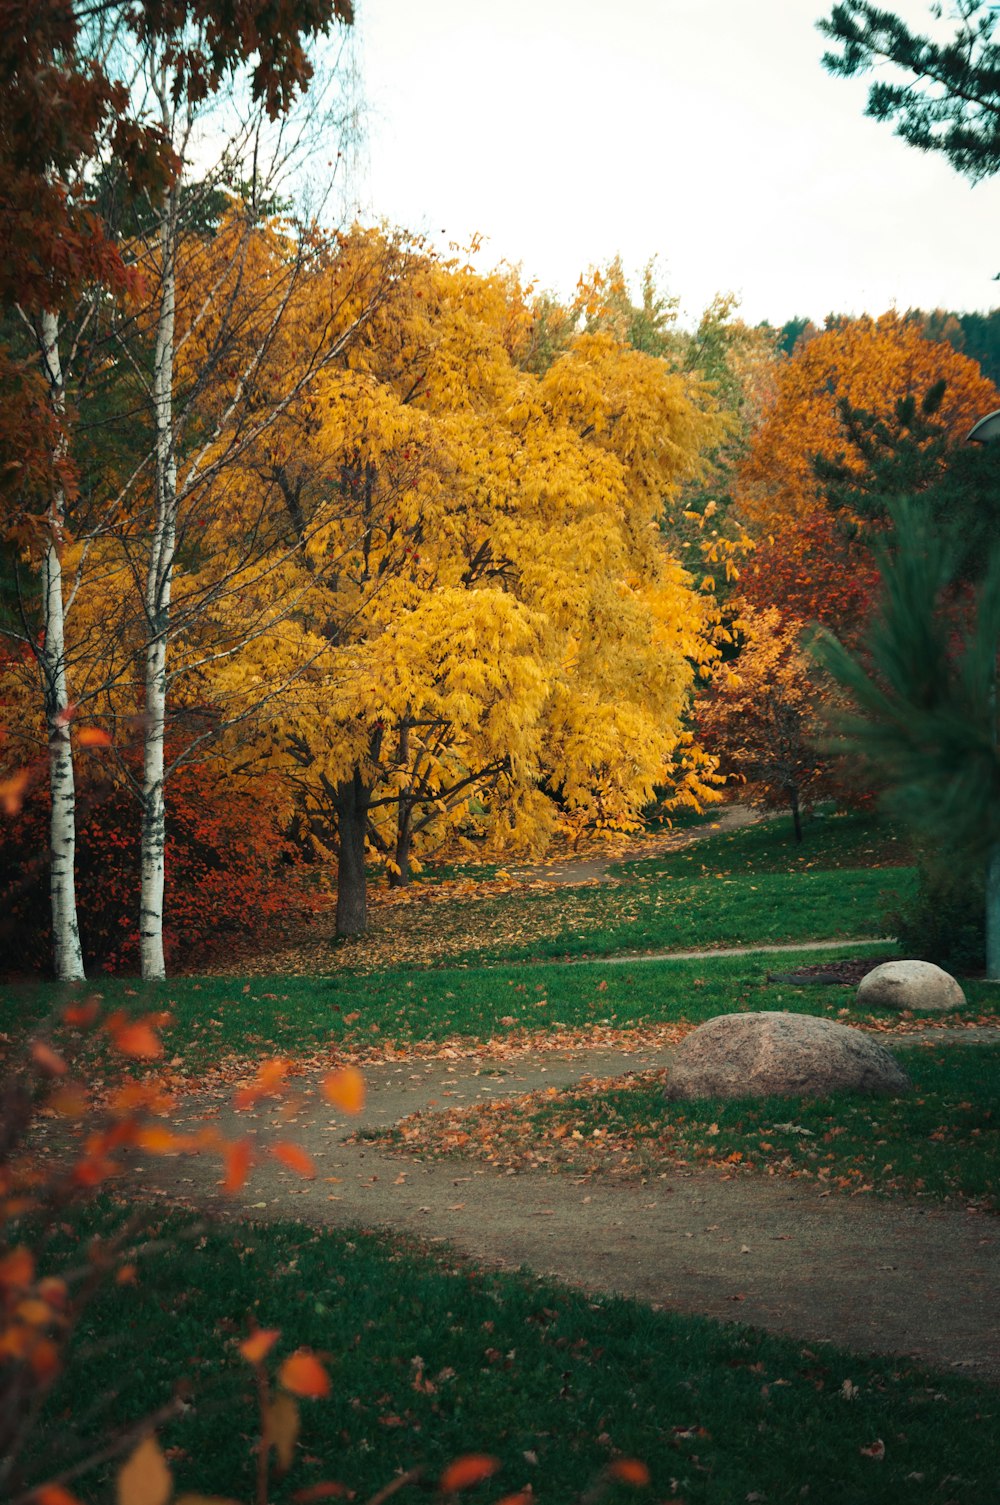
left=665, top=1011, right=910, bottom=1101
left=856, top=959, right=966, bottom=1014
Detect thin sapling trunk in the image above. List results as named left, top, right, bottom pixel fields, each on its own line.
left=140, top=157, right=179, bottom=981
left=38, top=308, right=85, bottom=981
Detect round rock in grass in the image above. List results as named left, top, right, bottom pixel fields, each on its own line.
left=664, top=1011, right=910, bottom=1101
left=856, top=959, right=966, bottom=1014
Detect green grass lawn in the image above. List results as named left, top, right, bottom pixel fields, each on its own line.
left=370, top=1042, right=1000, bottom=1212
left=7, top=945, right=1000, bottom=1079
left=607, top=807, right=911, bottom=880
left=26, top=1206, right=1000, bottom=1505
left=416, top=864, right=911, bottom=966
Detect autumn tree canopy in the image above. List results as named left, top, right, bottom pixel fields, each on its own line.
left=735, top=311, right=1000, bottom=642
left=1, top=227, right=732, bottom=961
left=696, top=604, right=837, bottom=841
left=737, top=312, right=998, bottom=531
left=229, top=243, right=731, bottom=934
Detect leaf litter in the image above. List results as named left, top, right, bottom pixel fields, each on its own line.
left=360, top=1054, right=1000, bottom=1212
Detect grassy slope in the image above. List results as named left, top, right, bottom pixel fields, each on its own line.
left=608, top=807, right=912, bottom=879
left=30, top=1208, right=1000, bottom=1505
left=329, top=809, right=917, bottom=971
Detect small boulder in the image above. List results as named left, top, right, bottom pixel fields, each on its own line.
left=856, top=959, right=965, bottom=1014
left=665, top=1011, right=910, bottom=1101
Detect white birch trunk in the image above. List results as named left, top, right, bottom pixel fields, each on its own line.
left=39, top=308, right=86, bottom=981
left=140, top=165, right=179, bottom=981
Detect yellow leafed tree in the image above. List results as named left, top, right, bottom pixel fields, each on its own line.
left=67, top=229, right=730, bottom=940
left=228, top=239, right=730, bottom=933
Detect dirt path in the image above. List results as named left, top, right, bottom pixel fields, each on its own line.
left=509, top=804, right=760, bottom=886
left=576, top=936, right=889, bottom=966
left=129, top=1029, right=1000, bottom=1383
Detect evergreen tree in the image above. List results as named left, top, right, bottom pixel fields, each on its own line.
left=818, top=2, right=1000, bottom=182
left=813, top=378, right=1000, bottom=581
left=813, top=500, right=1000, bottom=976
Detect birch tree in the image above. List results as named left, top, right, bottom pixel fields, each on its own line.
left=1, top=0, right=358, bottom=977
left=34, top=312, right=85, bottom=977
left=139, top=60, right=184, bottom=980
left=117, top=53, right=391, bottom=977
left=0, top=1, right=176, bottom=980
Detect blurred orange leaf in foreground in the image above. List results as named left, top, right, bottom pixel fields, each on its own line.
left=31, top=1042, right=67, bottom=1077
left=0, top=769, right=30, bottom=815
left=271, top=1142, right=316, bottom=1178
left=234, top=1058, right=290, bottom=1110
left=439, top=1455, right=501, bottom=1492
left=278, top=1349, right=330, bottom=1398
left=321, top=1066, right=365, bottom=1115
left=36, top=1486, right=83, bottom=1505
left=105, top=1012, right=166, bottom=1060
left=608, top=1458, right=651, bottom=1486
left=0, top=1247, right=35, bottom=1290
left=62, top=999, right=100, bottom=1028
left=117, top=1435, right=172, bottom=1505
left=222, top=1138, right=253, bottom=1193
left=239, top=1327, right=281, bottom=1364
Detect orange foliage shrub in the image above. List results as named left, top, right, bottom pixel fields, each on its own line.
left=0, top=1004, right=369, bottom=1504
left=738, top=512, right=881, bottom=648
left=0, top=757, right=303, bottom=976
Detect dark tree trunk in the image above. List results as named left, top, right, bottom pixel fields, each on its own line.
left=389, top=799, right=413, bottom=889
left=334, top=769, right=372, bottom=936
left=789, top=785, right=803, bottom=844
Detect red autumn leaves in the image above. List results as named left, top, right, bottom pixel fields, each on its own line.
left=222, top=1061, right=366, bottom=1192
left=13, top=1005, right=367, bottom=1227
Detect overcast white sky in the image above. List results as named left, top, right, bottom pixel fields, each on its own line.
left=355, top=0, right=1000, bottom=328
